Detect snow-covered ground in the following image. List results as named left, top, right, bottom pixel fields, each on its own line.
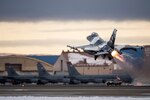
left=0, top=96, right=149, bottom=100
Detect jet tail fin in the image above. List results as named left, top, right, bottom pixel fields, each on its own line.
left=37, top=63, right=50, bottom=76
left=6, top=65, right=19, bottom=77
left=107, top=29, right=117, bottom=49
left=67, top=62, right=81, bottom=76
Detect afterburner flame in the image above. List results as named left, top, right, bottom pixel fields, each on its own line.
left=111, top=50, right=124, bottom=62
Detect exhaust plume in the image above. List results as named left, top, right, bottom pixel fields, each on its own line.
left=111, top=50, right=124, bottom=62
left=114, top=47, right=150, bottom=85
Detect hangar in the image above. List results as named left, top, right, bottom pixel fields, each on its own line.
left=0, top=55, right=59, bottom=75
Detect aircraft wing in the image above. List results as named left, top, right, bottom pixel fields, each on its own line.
left=67, top=44, right=92, bottom=50
left=75, top=44, right=93, bottom=49
left=95, top=51, right=109, bottom=56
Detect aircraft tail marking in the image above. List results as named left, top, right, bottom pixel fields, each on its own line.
left=37, top=62, right=50, bottom=77
left=67, top=62, right=81, bottom=76
left=107, top=29, right=117, bottom=49
left=6, top=66, right=19, bottom=77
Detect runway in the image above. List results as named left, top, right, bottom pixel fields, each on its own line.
left=0, top=85, right=150, bottom=96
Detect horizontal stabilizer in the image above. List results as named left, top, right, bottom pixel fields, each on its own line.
left=87, top=32, right=104, bottom=46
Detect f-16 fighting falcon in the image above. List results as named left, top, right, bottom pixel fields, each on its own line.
left=67, top=29, right=137, bottom=62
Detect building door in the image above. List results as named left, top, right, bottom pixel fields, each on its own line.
left=60, top=60, right=63, bottom=71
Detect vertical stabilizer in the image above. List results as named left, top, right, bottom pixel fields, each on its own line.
left=6, top=66, right=19, bottom=77
left=107, top=29, right=117, bottom=49
left=37, top=63, right=50, bottom=76
left=67, top=62, right=81, bottom=76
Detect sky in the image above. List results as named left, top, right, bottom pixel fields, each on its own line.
left=0, top=0, right=150, bottom=55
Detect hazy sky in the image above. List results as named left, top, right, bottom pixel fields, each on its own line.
left=0, top=0, right=150, bottom=54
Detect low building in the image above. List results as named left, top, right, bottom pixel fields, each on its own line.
left=53, top=50, right=114, bottom=75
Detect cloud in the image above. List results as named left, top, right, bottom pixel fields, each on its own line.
left=116, top=36, right=150, bottom=45
left=0, top=39, right=84, bottom=47
left=0, top=36, right=149, bottom=48
left=0, top=0, right=150, bottom=21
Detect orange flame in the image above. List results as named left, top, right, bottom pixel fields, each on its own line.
left=111, top=50, right=124, bottom=62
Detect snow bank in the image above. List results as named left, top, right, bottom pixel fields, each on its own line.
left=0, top=96, right=149, bottom=100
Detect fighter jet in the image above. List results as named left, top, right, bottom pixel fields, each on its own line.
left=37, top=63, right=70, bottom=84
left=0, top=76, right=7, bottom=85
left=6, top=66, right=38, bottom=85
left=67, top=29, right=136, bottom=61
left=67, top=62, right=122, bottom=85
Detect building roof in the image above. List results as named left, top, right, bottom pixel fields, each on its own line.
left=28, top=55, right=59, bottom=65
left=0, top=53, right=59, bottom=65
